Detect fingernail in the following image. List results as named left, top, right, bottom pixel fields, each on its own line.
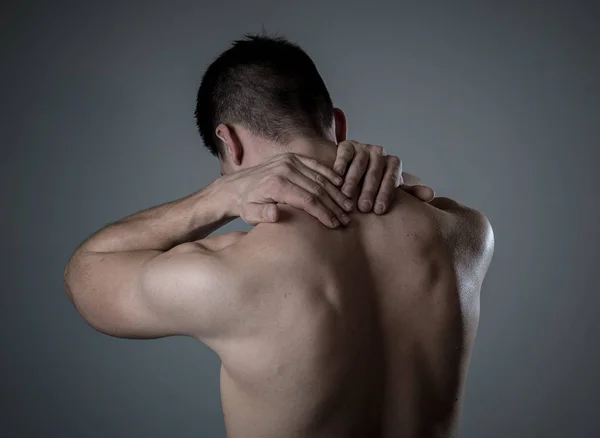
left=374, top=202, right=385, bottom=214
left=334, top=177, right=343, bottom=186
left=360, top=200, right=372, bottom=212
left=268, top=206, right=277, bottom=221
left=340, top=214, right=351, bottom=225
left=332, top=219, right=341, bottom=228
left=343, top=199, right=354, bottom=211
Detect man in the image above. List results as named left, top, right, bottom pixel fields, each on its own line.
left=64, top=35, right=494, bottom=437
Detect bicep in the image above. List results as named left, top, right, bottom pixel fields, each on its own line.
left=67, top=243, right=238, bottom=340
left=140, top=243, right=241, bottom=340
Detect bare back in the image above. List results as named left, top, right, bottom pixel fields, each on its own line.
left=201, top=189, right=492, bottom=438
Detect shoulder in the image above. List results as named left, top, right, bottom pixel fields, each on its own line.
left=429, top=197, right=493, bottom=241
left=428, top=197, right=495, bottom=279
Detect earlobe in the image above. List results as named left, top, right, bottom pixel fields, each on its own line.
left=333, top=108, right=347, bottom=143
left=215, top=124, right=243, bottom=166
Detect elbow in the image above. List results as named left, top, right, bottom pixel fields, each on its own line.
left=63, top=257, right=77, bottom=303
left=63, top=248, right=88, bottom=304
left=62, top=255, right=101, bottom=330
left=63, top=277, right=110, bottom=335
left=62, top=256, right=136, bottom=338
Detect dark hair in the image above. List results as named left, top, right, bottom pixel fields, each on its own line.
left=195, top=34, right=334, bottom=157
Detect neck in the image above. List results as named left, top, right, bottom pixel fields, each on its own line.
left=279, top=137, right=338, bottom=169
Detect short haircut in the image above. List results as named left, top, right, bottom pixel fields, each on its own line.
left=195, top=34, right=334, bottom=157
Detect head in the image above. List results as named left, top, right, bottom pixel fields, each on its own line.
left=195, top=34, right=347, bottom=175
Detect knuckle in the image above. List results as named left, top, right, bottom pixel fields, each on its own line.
left=334, top=164, right=347, bottom=174
left=339, top=143, right=353, bottom=155
left=239, top=205, right=254, bottom=222
left=388, top=167, right=401, bottom=182
left=355, top=155, right=368, bottom=169
left=388, top=155, right=401, bottom=167
left=302, top=193, right=316, bottom=204
left=372, top=145, right=384, bottom=155
left=269, top=174, right=286, bottom=184
left=352, top=141, right=366, bottom=151
left=389, top=165, right=401, bottom=178
left=306, top=157, right=318, bottom=167
left=264, top=174, right=286, bottom=190
left=315, top=173, right=326, bottom=186
left=312, top=184, right=325, bottom=197
left=278, top=161, right=294, bottom=175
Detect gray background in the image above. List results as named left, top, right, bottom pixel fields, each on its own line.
left=2, top=0, right=599, bottom=437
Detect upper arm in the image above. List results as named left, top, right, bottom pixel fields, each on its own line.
left=430, top=197, right=495, bottom=282
left=459, top=208, right=495, bottom=282
left=140, top=242, right=244, bottom=340
left=65, top=242, right=242, bottom=342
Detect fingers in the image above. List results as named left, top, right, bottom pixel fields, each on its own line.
left=241, top=203, right=279, bottom=225
left=261, top=175, right=346, bottom=229
left=357, top=145, right=386, bottom=212
left=373, top=155, right=402, bottom=214
left=341, top=144, right=369, bottom=197
left=333, top=141, right=355, bottom=176
left=400, top=184, right=435, bottom=202
left=282, top=180, right=346, bottom=228
left=294, top=155, right=343, bottom=187
left=288, top=167, right=352, bottom=224
left=293, top=164, right=354, bottom=213
left=279, top=153, right=353, bottom=213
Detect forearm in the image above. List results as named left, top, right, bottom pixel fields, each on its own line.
left=79, top=180, right=234, bottom=254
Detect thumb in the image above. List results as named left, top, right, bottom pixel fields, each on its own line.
left=402, top=185, right=435, bottom=202
left=241, top=203, right=279, bottom=225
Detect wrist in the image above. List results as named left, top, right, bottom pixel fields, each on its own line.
left=179, top=180, right=236, bottom=241
left=202, top=176, right=240, bottom=221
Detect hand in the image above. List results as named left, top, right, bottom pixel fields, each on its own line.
left=219, top=152, right=353, bottom=228
left=332, top=140, right=435, bottom=214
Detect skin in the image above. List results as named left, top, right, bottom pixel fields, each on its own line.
left=64, top=108, right=494, bottom=437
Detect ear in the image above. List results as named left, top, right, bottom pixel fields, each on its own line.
left=215, top=123, right=243, bottom=166
left=333, top=108, right=347, bottom=143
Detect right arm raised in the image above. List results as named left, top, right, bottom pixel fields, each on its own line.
left=63, top=182, right=237, bottom=339
left=64, top=151, right=402, bottom=339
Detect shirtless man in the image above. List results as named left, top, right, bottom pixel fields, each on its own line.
left=64, top=35, right=494, bottom=437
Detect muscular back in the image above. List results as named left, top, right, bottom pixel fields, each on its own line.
left=201, top=188, right=494, bottom=438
